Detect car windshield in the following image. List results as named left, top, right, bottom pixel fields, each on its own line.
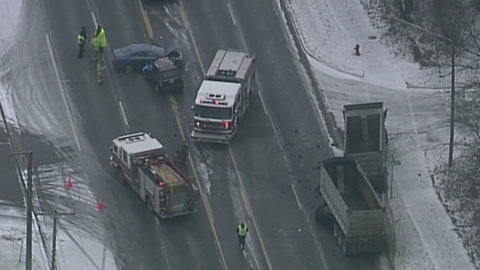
left=194, top=105, right=232, bottom=120
left=160, top=69, right=180, bottom=80
left=151, top=46, right=167, bottom=57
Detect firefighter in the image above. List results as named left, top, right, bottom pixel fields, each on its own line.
left=97, top=57, right=106, bottom=84
left=236, top=223, right=249, bottom=250
left=77, top=26, right=87, bottom=59
left=90, top=33, right=100, bottom=61
left=174, top=142, right=188, bottom=169
left=95, top=26, right=107, bottom=54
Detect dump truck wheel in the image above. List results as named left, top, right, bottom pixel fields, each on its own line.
left=340, top=233, right=348, bottom=255
left=335, top=224, right=342, bottom=247
left=372, top=239, right=385, bottom=254
left=333, top=223, right=339, bottom=239
left=315, top=200, right=334, bottom=226
left=341, top=237, right=347, bottom=254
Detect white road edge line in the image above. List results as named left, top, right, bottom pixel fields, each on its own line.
left=91, top=12, right=98, bottom=29
left=118, top=101, right=130, bottom=129
left=291, top=183, right=302, bottom=210
left=230, top=11, right=267, bottom=116
left=257, top=83, right=269, bottom=115
left=154, top=222, right=173, bottom=270
left=227, top=2, right=237, bottom=26
left=45, top=33, right=82, bottom=152
left=259, top=75, right=331, bottom=270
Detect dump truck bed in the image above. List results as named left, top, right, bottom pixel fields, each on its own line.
left=343, top=102, right=387, bottom=192
left=319, top=157, right=385, bottom=239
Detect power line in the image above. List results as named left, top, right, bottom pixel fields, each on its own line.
left=37, top=210, right=76, bottom=270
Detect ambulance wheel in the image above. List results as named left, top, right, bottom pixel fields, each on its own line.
left=123, top=64, right=133, bottom=73
left=146, top=197, right=154, bottom=213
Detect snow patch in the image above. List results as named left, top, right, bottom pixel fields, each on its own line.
left=197, top=162, right=212, bottom=195
left=286, top=0, right=475, bottom=268
left=0, top=210, right=117, bottom=270
left=0, top=0, right=22, bottom=52
left=286, top=0, right=364, bottom=77
left=0, top=82, right=20, bottom=129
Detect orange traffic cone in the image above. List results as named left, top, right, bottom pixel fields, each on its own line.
left=97, top=199, right=105, bottom=211
left=66, top=178, right=73, bottom=190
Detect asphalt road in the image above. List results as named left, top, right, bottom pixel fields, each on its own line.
left=22, top=0, right=224, bottom=269
left=146, top=0, right=380, bottom=269
left=10, top=0, right=384, bottom=269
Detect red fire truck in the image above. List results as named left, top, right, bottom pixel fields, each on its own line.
left=109, top=132, right=199, bottom=218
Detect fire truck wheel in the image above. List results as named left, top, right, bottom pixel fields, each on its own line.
left=116, top=169, right=126, bottom=184
left=146, top=197, right=154, bottom=213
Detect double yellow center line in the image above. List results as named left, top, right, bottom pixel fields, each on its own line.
left=137, top=1, right=272, bottom=269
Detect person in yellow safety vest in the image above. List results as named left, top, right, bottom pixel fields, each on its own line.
left=236, top=223, right=249, bottom=250
left=90, top=34, right=100, bottom=61
left=97, top=57, right=106, bottom=84
left=95, top=26, right=107, bottom=53
left=77, top=26, right=87, bottom=59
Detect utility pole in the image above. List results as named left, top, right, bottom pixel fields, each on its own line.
left=386, top=155, right=401, bottom=199
left=388, top=15, right=456, bottom=167
left=448, top=42, right=456, bottom=167
left=37, top=210, right=75, bottom=270
left=10, top=151, right=34, bottom=270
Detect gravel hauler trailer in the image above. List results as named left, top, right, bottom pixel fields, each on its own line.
left=344, top=102, right=388, bottom=193
left=316, top=157, right=386, bottom=255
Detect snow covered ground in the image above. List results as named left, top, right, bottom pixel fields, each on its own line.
left=285, top=0, right=476, bottom=269
left=0, top=206, right=116, bottom=270
left=1, top=0, right=476, bottom=268
left=0, top=1, right=118, bottom=269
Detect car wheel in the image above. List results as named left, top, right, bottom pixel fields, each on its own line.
left=167, top=51, right=183, bottom=66
left=123, top=64, right=133, bottom=73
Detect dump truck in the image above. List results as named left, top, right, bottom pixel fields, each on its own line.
left=109, top=132, right=199, bottom=219
left=343, top=102, right=388, bottom=193
left=191, top=49, right=256, bottom=143
left=315, top=157, right=386, bottom=255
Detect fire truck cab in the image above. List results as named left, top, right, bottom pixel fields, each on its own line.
left=109, top=132, right=199, bottom=219
left=191, top=49, right=256, bottom=144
